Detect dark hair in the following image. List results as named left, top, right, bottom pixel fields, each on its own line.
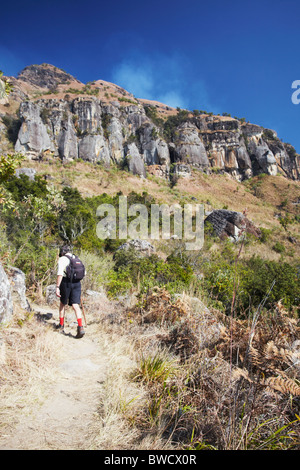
left=59, top=245, right=71, bottom=257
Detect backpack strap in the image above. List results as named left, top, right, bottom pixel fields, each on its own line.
left=64, top=254, right=74, bottom=283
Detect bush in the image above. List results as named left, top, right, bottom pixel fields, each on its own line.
left=240, top=256, right=300, bottom=311
left=4, top=173, right=48, bottom=201
left=272, top=241, right=285, bottom=253
left=259, top=227, right=272, bottom=243
left=201, top=245, right=300, bottom=314
left=110, top=248, right=195, bottom=298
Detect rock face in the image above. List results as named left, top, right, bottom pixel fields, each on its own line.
left=0, top=263, right=13, bottom=325
left=0, top=264, right=31, bottom=325
left=204, top=209, right=261, bottom=241
left=17, top=64, right=81, bottom=89
left=1, top=64, right=300, bottom=181
left=8, top=267, right=31, bottom=312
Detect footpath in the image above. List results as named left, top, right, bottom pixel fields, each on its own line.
left=0, top=301, right=111, bottom=450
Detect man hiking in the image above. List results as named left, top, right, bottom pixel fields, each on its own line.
left=55, top=245, right=85, bottom=338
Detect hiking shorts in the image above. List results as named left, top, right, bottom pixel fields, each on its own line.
left=59, top=278, right=81, bottom=306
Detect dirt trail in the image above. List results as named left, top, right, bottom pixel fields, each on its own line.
left=0, top=302, right=110, bottom=450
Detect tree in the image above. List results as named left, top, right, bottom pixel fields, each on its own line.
left=0, top=153, right=24, bottom=206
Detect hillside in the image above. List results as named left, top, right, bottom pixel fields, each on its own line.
left=0, top=63, right=300, bottom=451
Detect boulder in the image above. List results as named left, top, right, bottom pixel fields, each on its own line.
left=172, top=163, right=191, bottom=178
left=0, top=263, right=13, bottom=325
left=205, top=209, right=261, bottom=241
left=15, top=167, right=36, bottom=180
left=8, top=267, right=31, bottom=312
left=117, top=239, right=155, bottom=257
left=46, top=284, right=58, bottom=305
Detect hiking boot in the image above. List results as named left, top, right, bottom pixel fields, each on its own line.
left=55, top=323, right=65, bottom=334
left=76, top=326, right=85, bottom=339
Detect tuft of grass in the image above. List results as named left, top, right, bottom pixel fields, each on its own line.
left=133, top=351, right=177, bottom=385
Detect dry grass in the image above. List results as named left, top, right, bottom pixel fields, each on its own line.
left=1, top=286, right=299, bottom=450
left=92, top=288, right=300, bottom=450
left=0, top=306, right=63, bottom=434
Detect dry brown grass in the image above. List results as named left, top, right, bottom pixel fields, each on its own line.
left=94, top=288, right=300, bottom=450
left=0, top=305, right=63, bottom=435
left=1, top=284, right=299, bottom=450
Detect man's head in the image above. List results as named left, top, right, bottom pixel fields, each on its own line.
left=59, top=245, right=71, bottom=257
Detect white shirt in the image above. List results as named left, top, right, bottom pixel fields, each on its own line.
left=57, top=252, right=73, bottom=277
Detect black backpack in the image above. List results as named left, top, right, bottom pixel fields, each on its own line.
left=65, top=254, right=85, bottom=281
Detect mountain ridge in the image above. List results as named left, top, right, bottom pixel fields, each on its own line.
left=1, top=63, right=299, bottom=181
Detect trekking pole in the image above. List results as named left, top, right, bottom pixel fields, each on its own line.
left=80, top=297, right=87, bottom=327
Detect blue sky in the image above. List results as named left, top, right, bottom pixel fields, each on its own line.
left=1, top=0, right=300, bottom=151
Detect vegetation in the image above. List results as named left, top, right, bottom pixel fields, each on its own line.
left=1, top=159, right=299, bottom=312
left=65, top=84, right=99, bottom=96
left=144, top=105, right=191, bottom=141
left=0, top=153, right=299, bottom=450
left=0, top=70, right=13, bottom=98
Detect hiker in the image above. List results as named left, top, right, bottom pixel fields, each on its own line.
left=55, top=245, right=85, bottom=338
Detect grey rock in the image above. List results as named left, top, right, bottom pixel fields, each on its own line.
left=15, top=101, right=53, bottom=155
left=172, top=163, right=191, bottom=178
left=78, top=134, right=110, bottom=164
left=107, top=116, right=124, bottom=163
left=46, top=284, right=58, bottom=305
left=0, top=263, right=13, bottom=325
left=117, top=239, right=155, bottom=256
left=8, top=267, right=31, bottom=312
left=9, top=83, right=299, bottom=180
left=173, top=122, right=209, bottom=167
left=72, top=97, right=102, bottom=134
left=205, top=209, right=261, bottom=241
left=17, top=64, right=81, bottom=89
left=125, top=143, right=146, bottom=177
left=58, top=114, right=78, bottom=160
left=15, top=167, right=36, bottom=180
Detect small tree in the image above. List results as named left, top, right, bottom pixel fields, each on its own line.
left=0, top=153, right=24, bottom=205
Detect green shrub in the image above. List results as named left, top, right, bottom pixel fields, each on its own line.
left=272, top=241, right=285, bottom=253
left=259, top=227, right=272, bottom=243
left=4, top=173, right=48, bottom=201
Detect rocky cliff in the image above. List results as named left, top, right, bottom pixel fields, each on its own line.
left=1, top=63, right=299, bottom=181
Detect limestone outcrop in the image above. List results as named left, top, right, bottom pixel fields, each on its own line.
left=204, top=209, right=261, bottom=241
left=1, top=63, right=299, bottom=181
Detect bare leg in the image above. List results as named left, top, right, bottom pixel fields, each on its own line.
left=59, top=301, right=65, bottom=323
left=72, top=303, right=82, bottom=320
